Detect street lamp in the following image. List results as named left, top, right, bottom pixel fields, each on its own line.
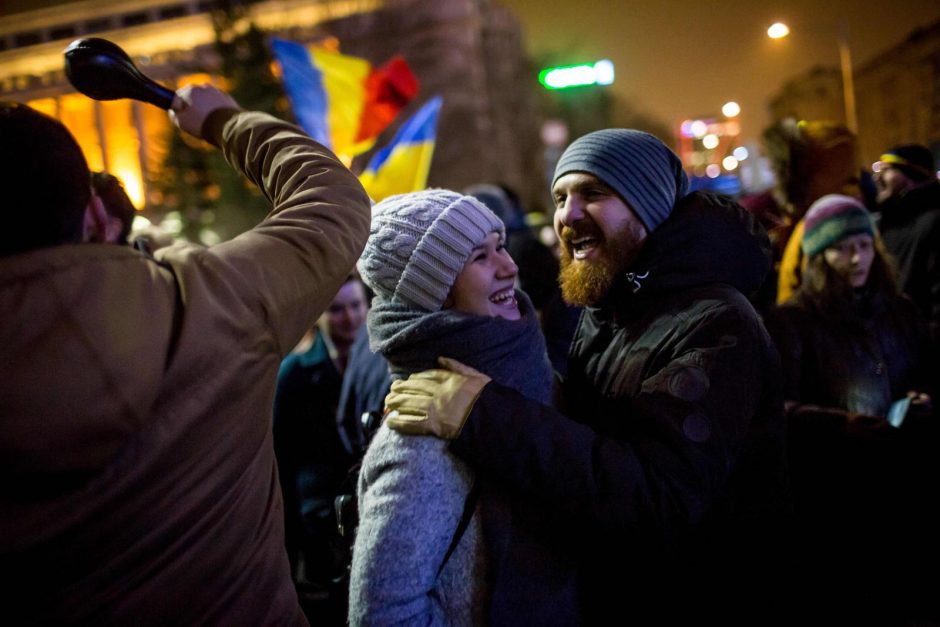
left=767, top=20, right=858, bottom=134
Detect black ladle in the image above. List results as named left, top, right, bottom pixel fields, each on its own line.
left=64, top=38, right=175, bottom=110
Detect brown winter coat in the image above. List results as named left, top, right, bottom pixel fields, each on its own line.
left=0, top=111, right=371, bottom=625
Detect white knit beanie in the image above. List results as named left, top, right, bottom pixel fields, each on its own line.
left=358, top=189, right=505, bottom=311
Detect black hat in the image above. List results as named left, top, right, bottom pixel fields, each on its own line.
left=879, top=144, right=936, bottom=182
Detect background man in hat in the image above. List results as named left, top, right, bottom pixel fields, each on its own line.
left=874, top=143, right=940, bottom=343
left=384, top=129, right=789, bottom=622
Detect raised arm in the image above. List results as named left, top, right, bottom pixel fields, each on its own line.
left=163, top=85, right=372, bottom=352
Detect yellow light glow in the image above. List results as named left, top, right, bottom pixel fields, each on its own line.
left=702, top=134, right=720, bottom=150
left=58, top=94, right=105, bottom=172
left=722, top=156, right=739, bottom=171
left=101, top=100, right=145, bottom=208
left=722, top=101, right=741, bottom=117
left=768, top=22, right=790, bottom=39
left=690, top=120, right=708, bottom=138
left=140, top=104, right=172, bottom=204
left=27, top=97, right=57, bottom=117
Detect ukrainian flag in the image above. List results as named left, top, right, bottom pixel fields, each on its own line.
left=271, top=39, right=418, bottom=160
left=358, top=96, right=442, bottom=202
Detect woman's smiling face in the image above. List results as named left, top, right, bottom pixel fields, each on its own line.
left=447, top=232, right=520, bottom=320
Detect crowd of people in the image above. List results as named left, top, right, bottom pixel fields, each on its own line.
left=2, top=81, right=938, bottom=625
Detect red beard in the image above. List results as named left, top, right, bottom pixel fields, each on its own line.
left=557, top=221, right=645, bottom=306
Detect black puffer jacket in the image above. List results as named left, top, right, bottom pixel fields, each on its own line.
left=765, top=290, right=929, bottom=419
left=453, top=192, right=790, bottom=623
left=878, top=180, right=940, bottom=343
left=765, top=281, right=940, bottom=620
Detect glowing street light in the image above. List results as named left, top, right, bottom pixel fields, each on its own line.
left=767, top=22, right=790, bottom=39
left=721, top=101, right=741, bottom=118
left=702, top=133, right=720, bottom=150
left=767, top=20, right=857, bottom=133
left=722, top=156, right=739, bottom=171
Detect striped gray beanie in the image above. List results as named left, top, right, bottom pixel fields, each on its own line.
left=358, top=189, right=505, bottom=311
left=552, top=129, right=689, bottom=232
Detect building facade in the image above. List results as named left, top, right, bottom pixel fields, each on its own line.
left=0, top=0, right=542, bottom=228
left=766, top=19, right=940, bottom=168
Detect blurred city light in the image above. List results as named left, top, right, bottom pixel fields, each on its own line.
left=541, top=119, right=569, bottom=146
left=722, top=156, right=739, bottom=171
left=733, top=146, right=749, bottom=161
left=706, top=164, right=721, bottom=178
left=593, top=59, right=615, bottom=85
left=767, top=22, right=790, bottom=39
left=539, top=59, right=615, bottom=90
left=690, top=120, right=708, bottom=138
left=131, top=215, right=153, bottom=232
left=702, top=133, right=719, bottom=149
left=721, top=101, right=741, bottom=117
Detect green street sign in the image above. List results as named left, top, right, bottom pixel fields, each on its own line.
left=539, top=60, right=614, bottom=90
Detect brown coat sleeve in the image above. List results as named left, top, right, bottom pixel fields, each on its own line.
left=164, top=111, right=372, bottom=355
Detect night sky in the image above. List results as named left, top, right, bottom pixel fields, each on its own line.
left=4, top=0, right=940, bottom=145
left=500, top=0, right=940, bottom=144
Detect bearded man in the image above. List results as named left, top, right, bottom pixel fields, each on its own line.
left=384, top=129, right=790, bottom=622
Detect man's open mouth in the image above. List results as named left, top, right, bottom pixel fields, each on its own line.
left=570, top=236, right=599, bottom=260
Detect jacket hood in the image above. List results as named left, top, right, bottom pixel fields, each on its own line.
left=619, top=191, right=772, bottom=298
left=0, top=244, right=174, bottom=490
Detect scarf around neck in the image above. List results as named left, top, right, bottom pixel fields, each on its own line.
left=367, top=290, right=553, bottom=405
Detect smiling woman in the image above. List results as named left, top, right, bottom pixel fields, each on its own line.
left=445, top=232, right=521, bottom=320
left=350, top=189, right=569, bottom=625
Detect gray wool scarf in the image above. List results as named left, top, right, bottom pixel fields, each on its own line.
left=367, top=290, right=553, bottom=405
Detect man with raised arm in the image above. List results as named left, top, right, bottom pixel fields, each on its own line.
left=0, top=85, right=370, bottom=625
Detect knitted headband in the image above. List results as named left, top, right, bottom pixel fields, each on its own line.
left=552, top=128, right=689, bottom=232
left=802, top=194, right=875, bottom=258
left=358, top=189, right=505, bottom=311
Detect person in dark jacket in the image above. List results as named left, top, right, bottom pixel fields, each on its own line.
left=765, top=194, right=937, bottom=620
left=383, top=129, right=790, bottom=623
left=767, top=194, right=932, bottom=421
left=273, top=275, right=369, bottom=622
left=874, top=144, right=940, bottom=344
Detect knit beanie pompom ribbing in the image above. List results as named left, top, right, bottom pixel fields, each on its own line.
left=358, top=189, right=505, bottom=312
left=801, top=194, right=875, bottom=258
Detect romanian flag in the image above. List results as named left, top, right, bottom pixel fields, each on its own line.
left=358, top=96, right=442, bottom=202
left=271, top=38, right=418, bottom=160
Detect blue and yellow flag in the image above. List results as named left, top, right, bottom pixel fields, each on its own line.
left=358, top=96, right=442, bottom=202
